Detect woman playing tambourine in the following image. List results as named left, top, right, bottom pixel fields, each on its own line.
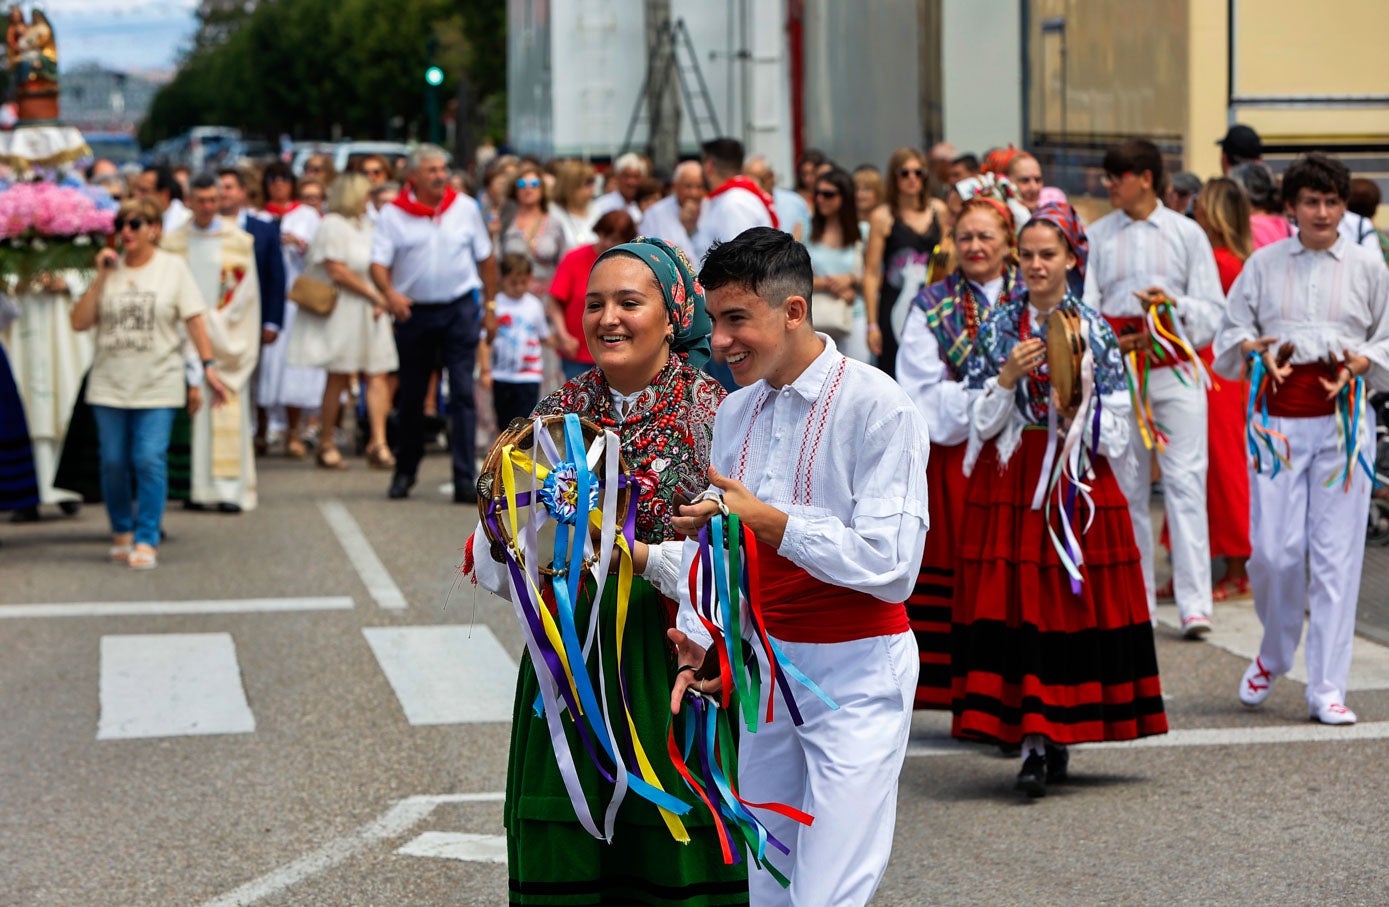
left=950, top=204, right=1169, bottom=798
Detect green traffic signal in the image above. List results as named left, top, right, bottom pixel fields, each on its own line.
left=425, top=66, right=444, bottom=87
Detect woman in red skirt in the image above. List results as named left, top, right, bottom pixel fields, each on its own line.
left=954, top=204, right=1168, bottom=797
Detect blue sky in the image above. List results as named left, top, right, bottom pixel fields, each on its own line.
left=38, top=0, right=199, bottom=74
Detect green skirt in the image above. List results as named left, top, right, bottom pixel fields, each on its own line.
left=505, top=576, right=749, bottom=906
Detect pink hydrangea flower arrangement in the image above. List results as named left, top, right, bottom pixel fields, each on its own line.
left=0, top=181, right=116, bottom=280
left=0, top=181, right=115, bottom=239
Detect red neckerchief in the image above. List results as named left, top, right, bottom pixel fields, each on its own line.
left=263, top=201, right=300, bottom=218
left=707, top=176, right=779, bottom=229
left=392, top=183, right=459, bottom=219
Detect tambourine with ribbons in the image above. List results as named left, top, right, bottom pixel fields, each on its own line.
left=475, top=413, right=813, bottom=884
left=1035, top=308, right=1102, bottom=594
left=477, top=412, right=695, bottom=845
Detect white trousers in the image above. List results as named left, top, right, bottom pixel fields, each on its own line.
left=1116, top=365, right=1213, bottom=620
left=1249, top=412, right=1373, bottom=711
left=740, top=631, right=918, bottom=907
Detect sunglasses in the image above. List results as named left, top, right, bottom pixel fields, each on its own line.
left=898, top=168, right=926, bottom=179
left=300, top=195, right=323, bottom=204
left=1102, top=171, right=1134, bottom=187
left=114, top=216, right=146, bottom=231
left=363, top=168, right=384, bottom=177
left=516, top=176, right=542, bottom=189
left=815, top=189, right=840, bottom=199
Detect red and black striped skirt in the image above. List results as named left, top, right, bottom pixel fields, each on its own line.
left=950, top=429, right=1168, bottom=745
left=910, top=441, right=967, bottom=709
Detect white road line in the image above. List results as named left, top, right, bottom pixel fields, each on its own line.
left=1155, top=601, right=1389, bottom=691
left=395, top=831, right=507, bottom=864
left=0, top=597, right=354, bottom=620
left=98, top=633, right=255, bottom=740
left=907, top=720, right=1389, bottom=757
left=200, top=793, right=504, bottom=907
left=319, top=499, right=407, bottom=610
left=364, top=625, right=517, bottom=725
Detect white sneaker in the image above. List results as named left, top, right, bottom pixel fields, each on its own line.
left=1311, top=702, right=1357, bottom=725
left=1239, top=657, right=1275, bottom=706
left=1181, top=614, right=1213, bottom=639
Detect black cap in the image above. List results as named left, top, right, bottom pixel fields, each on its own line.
left=1217, top=124, right=1262, bottom=163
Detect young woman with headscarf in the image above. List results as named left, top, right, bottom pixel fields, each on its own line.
left=467, top=237, right=744, bottom=905
left=952, top=203, right=1167, bottom=797
left=895, top=192, right=1020, bottom=710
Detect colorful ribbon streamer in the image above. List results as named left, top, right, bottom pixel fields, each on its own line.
left=1245, top=353, right=1292, bottom=478
left=487, top=414, right=693, bottom=843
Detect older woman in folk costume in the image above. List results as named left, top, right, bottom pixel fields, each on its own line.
left=896, top=191, right=1021, bottom=709
left=953, top=204, right=1167, bottom=797
left=467, top=237, right=746, bottom=905
left=1214, top=153, right=1389, bottom=726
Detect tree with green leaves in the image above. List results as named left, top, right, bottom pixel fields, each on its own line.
left=139, top=0, right=505, bottom=155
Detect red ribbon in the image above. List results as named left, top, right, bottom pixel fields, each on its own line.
left=391, top=183, right=459, bottom=219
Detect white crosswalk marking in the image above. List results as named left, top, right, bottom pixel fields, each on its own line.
left=98, top=633, right=256, bottom=740
left=395, top=831, right=507, bottom=864
left=364, top=625, right=517, bottom=725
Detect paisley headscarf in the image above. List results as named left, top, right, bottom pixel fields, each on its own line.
left=1026, top=201, right=1089, bottom=293
left=595, top=236, right=712, bottom=369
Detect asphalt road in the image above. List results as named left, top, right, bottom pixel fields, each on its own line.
left=3, top=453, right=1388, bottom=906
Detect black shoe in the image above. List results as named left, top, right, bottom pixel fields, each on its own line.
left=454, top=482, right=478, bottom=504
left=1015, top=752, right=1047, bottom=798
left=182, top=500, right=208, bottom=512
left=8, top=505, right=39, bottom=523
left=217, top=502, right=242, bottom=514
left=1045, top=744, right=1070, bottom=784
left=58, top=500, right=82, bottom=516
left=388, top=473, right=414, bottom=500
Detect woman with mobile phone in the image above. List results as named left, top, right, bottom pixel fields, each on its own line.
left=68, top=198, right=227, bottom=570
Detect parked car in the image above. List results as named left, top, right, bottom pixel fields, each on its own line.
left=332, top=141, right=422, bottom=176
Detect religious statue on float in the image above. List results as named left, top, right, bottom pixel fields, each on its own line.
left=6, top=5, right=59, bottom=121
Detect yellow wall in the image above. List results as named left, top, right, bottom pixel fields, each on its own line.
left=1184, top=0, right=1227, bottom=176
left=1233, top=0, right=1389, bottom=98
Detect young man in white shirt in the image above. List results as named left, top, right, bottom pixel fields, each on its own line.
left=1084, top=139, right=1225, bottom=636
left=670, top=227, right=929, bottom=906
left=693, top=138, right=777, bottom=263
left=1213, top=153, right=1389, bottom=725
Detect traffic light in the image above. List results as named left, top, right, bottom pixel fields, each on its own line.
left=425, top=66, right=444, bottom=87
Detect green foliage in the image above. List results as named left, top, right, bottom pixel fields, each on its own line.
left=140, top=0, right=506, bottom=144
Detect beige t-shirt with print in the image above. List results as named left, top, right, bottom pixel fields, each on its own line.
left=86, top=248, right=205, bottom=409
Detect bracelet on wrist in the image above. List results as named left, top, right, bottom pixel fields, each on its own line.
left=202, top=359, right=215, bottom=369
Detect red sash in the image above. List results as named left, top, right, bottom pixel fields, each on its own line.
left=1266, top=363, right=1337, bottom=418
left=754, top=540, right=908, bottom=644
left=392, top=183, right=459, bottom=219
left=263, top=202, right=300, bottom=218
left=1105, top=315, right=1192, bottom=368
left=707, top=177, right=780, bottom=229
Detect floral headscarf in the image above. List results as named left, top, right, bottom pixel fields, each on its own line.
left=595, top=236, right=712, bottom=369
left=954, top=173, right=1032, bottom=235
left=1026, top=201, right=1089, bottom=294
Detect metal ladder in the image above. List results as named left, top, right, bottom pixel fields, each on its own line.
left=621, top=17, right=722, bottom=155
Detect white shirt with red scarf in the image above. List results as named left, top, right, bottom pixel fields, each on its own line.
left=678, top=334, right=930, bottom=647
left=693, top=177, right=777, bottom=263
left=369, top=187, right=492, bottom=303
